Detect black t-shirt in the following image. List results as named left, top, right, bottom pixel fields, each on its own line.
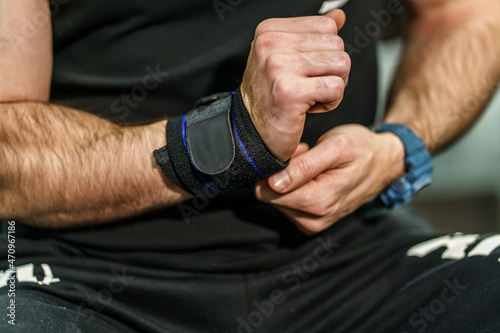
left=23, top=0, right=388, bottom=271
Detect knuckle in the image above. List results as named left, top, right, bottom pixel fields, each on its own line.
left=254, top=189, right=265, bottom=202
left=351, top=164, right=364, bottom=180
left=293, top=157, right=316, bottom=180
left=317, top=16, right=337, bottom=34
left=265, top=54, right=286, bottom=76
left=332, top=133, right=352, bottom=152
left=301, top=221, right=329, bottom=234
left=324, top=100, right=341, bottom=112
left=272, top=78, right=297, bottom=102
left=332, top=35, right=345, bottom=51
left=339, top=52, right=352, bottom=71
left=318, top=77, right=344, bottom=100
left=307, top=204, right=330, bottom=217
left=254, top=31, right=278, bottom=54
left=326, top=100, right=342, bottom=112
left=330, top=76, right=346, bottom=96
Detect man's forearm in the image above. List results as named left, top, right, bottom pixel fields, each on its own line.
left=0, top=102, right=189, bottom=228
left=385, top=0, right=500, bottom=153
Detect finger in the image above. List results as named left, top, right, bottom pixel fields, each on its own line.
left=307, top=99, right=342, bottom=113
left=291, top=142, right=310, bottom=158
left=259, top=178, right=322, bottom=208
left=301, top=75, right=346, bottom=111
left=310, top=90, right=344, bottom=113
left=264, top=51, right=349, bottom=86
left=275, top=205, right=342, bottom=235
left=254, top=31, right=345, bottom=54
left=324, top=9, right=346, bottom=31
left=260, top=177, right=334, bottom=215
left=255, top=15, right=339, bottom=37
left=270, top=75, right=345, bottom=117
left=294, top=51, right=350, bottom=81
left=268, top=141, right=346, bottom=193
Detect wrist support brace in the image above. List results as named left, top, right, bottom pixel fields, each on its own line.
left=153, top=89, right=288, bottom=196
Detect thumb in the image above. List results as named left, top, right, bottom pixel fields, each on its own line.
left=268, top=145, right=334, bottom=194
left=325, top=9, right=346, bottom=31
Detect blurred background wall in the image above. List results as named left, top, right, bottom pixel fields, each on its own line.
left=378, top=39, right=500, bottom=234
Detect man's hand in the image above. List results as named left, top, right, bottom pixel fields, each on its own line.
left=241, top=10, right=350, bottom=162
left=254, top=125, right=405, bottom=234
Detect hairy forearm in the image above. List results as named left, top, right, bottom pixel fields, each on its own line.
left=385, top=1, right=500, bottom=153
left=0, top=102, right=188, bottom=228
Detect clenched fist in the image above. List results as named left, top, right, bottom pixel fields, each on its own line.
left=241, top=10, right=350, bottom=162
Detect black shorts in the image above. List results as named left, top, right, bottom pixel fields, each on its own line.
left=1, top=210, right=499, bottom=333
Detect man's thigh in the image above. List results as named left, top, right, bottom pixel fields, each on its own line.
left=1, top=214, right=499, bottom=333
left=243, top=231, right=500, bottom=333
left=0, top=289, right=132, bottom=333
left=0, top=234, right=250, bottom=333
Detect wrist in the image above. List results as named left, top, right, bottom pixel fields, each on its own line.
left=376, top=131, right=406, bottom=186
left=129, top=120, right=192, bottom=204
left=153, top=90, right=289, bottom=196
left=371, top=123, right=433, bottom=210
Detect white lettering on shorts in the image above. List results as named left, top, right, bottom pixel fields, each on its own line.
left=407, top=233, right=500, bottom=262
left=0, top=263, right=60, bottom=288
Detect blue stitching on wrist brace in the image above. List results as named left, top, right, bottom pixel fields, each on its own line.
left=230, top=109, right=267, bottom=178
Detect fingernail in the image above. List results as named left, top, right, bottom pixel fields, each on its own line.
left=271, top=171, right=291, bottom=192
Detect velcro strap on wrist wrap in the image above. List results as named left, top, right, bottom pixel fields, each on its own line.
left=153, top=89, right=289, bottom=196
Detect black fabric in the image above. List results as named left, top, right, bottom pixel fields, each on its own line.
left=161, top=116, right=199, bottom=192
left=154, top=89, right=288, bottom=195
left=2, top=214, right=500, bottom=332
left=152, top=146, right=184, bottom=193
left=231, top=89, right=289, bottom=177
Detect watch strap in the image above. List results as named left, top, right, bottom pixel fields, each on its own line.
left=372, top=123, right=433, bottom=209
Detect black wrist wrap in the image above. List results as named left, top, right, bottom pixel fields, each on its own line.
left=153, top=89, right=289, bottom=196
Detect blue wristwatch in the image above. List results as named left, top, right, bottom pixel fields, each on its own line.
left=371, top=123, right=433, bottom=210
